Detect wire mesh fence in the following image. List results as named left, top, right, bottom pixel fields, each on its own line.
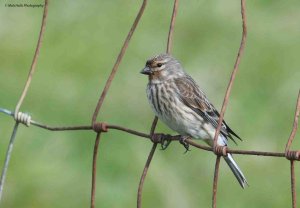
left=0, top=0, right=299, bottom=207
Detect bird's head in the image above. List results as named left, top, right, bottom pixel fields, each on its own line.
left=140, top=54, right=185, bottom=83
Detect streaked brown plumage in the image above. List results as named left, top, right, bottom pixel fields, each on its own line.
left=141, top=53, right=248, bottom=188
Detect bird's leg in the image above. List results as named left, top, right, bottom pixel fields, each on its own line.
left=160, top=134, right=172, bottom=150
left=179, top=136, right=191, bottom=153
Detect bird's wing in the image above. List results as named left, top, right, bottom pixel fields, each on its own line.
left=174, top=76, right=241, bottom=143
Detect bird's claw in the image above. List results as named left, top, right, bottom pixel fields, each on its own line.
left=179, top=136, right=190, bottom=153
left=160, top=134, right=172, bottom=150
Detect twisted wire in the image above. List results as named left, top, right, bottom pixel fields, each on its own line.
left=15, top=112, right=31, bottom=127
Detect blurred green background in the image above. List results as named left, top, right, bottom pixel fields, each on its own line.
left=1, top=0, right=300, bottom=207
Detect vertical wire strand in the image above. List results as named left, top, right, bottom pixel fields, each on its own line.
left=166, top=0, right=179, bottom=54
left=211, top=0, right=247, bottom=207
left=90, top=132, right=102, bottom=208
left=213, top=0, right=247, bottom=147
left=89, top=1, right=149, bottom=207
left=285, top=90, right=300, bottom=153
left=14, top=0, right=49, bottom=116
left=0, top=122, right=20, bottom=202
left=137, top=143, right=158, bottom=208
left=290, top=160, right=296, bottom=208
left=284, top=91, right=300, bottom=208
left=137, top=0, right=179, bottom=206
left=91, top=0, right=148, bottom=125
left=212, top=156, right=221, bottom=208
left=137, top=117, right=158, bottom=208
left=1, top=0, right=48, bottom=202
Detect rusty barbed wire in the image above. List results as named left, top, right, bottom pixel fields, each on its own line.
left=0, top=0, right=299, bottom=208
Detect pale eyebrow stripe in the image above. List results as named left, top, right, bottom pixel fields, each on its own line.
left=155, top=59, right=168, bottom=64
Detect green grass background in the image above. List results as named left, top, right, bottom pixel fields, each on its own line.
left=0, top=0, right=300, bottom=207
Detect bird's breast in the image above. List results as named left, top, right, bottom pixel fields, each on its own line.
left=146, top=82, right=206, bottom=137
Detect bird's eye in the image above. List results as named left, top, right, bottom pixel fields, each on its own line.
left=157, top=63, right=163, bottom=67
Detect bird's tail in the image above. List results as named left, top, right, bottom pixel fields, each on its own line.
left=223, top=153, right=248, bottom=188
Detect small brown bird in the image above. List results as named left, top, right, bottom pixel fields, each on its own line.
left=141, top=53, right=247, bottom=188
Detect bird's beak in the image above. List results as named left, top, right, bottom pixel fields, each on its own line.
left=140, top=66, right=151, bottom=75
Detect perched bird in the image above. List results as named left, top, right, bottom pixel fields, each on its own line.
left=140, top=53, right=247, bottom=188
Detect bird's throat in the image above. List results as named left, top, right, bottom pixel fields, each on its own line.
left=149, top=71, right=161, bottom=81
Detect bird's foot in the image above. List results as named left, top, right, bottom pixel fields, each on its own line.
left=179, top=136, right=191, bottom=153
left=160, top=134, right=172, bottom=150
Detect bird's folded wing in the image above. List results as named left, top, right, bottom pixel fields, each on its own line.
left=174, top=76, right=241, bottom=143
